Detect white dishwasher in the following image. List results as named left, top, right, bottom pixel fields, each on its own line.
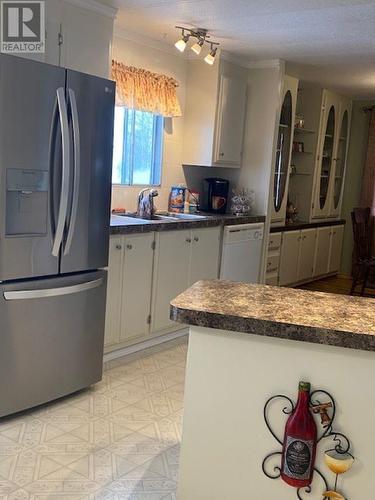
left=220, top=223, right=264, bottom=283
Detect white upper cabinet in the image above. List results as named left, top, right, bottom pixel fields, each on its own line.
left=182, top=57, right=248, bottom=168
left=44, top=0, right=115, bottom=77
left=213, top=75, right=247, bottom=165
left=60, top=1, right=114, bottom=78
left=271, top=75, right=299, bottom=225
left=328, top=98, right=352, bottom=218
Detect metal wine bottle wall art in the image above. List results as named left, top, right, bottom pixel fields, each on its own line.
left=262, top=382, right=354, bottom=500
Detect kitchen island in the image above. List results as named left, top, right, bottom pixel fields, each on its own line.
left=171, top=281, right=375, bottom=500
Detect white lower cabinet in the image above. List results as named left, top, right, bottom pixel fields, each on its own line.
left=277, top=224, right=344, bottom=287
left=189, top=227, right=221, bottom=285
left=104, top=236, right=124, bottom=347
left=314, top=227, right=332, bottom=277
left=151, top=227, right=221, bottom=334
left=105, top=226, right=221, bottom=351
left=328, top=225, right=345, bottom=273
left=104, top=233, right=154, bottom=348
left=280, top=228, right=318, bottom=286
left=151, top=230, right=192, bottom=334
left=279, top=231, right=300, bottom=286
left=119, top=233, right=154, bottom=343
left=298, top=229, right=317, bottom=282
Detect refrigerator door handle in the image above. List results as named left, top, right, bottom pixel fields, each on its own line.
left=52, top=87, right=70, bottom=257
left=64, top=88, right=81, bottom=256
left=4, top=278, right=103, bottom=301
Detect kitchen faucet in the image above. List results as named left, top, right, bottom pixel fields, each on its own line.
left=137, top=187, right=159, bottom=219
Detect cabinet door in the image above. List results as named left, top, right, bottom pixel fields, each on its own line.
left=104, top=236, right=123, bottom=346
left=189, top=227, right=221, bottom=285
left=313, top=91, right=340, bottom=219
left=271, top=75, right=298, bottom=224
left=151, top=230, right=191, bottom=333
left=279, top=231, right=301, bottom=286
left=328, top=225, right=344, bottom=273
left=60, top=2, right=113, bottom=77
left=298, top=229, right=317, bottom=282
left=314, top=227, right=331, bottom=276
left=120, top=233, right=154, bottom=342
left=45, top=0, right=63, bottom=66
left=329, top=99, right=352, bottom=217
left=214, top=74, right=247, bottom=165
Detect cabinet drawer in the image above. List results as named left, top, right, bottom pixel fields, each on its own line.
left=265, top=273, right=279, bottom=286
left=268, top=233, right=282, bottom=251
left=266, top=254, right=280, bottom=274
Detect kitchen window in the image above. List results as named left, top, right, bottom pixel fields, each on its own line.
left=112, top=106, right=164, bottom=186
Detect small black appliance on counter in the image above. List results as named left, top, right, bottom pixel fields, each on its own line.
left=201, top=177, right=229, bottom=214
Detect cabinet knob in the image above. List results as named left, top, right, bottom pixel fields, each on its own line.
left=194, top=236, right=199, bottom=242
left=116, top=244, right=122, bottom=250
left=186, top=238, right=192, bottom=243
left=126, top=244, right=133, bottom=250
left=219, top=152, right=224, bottom=157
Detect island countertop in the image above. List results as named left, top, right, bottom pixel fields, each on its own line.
left=170, top=280, right=375, bottom=352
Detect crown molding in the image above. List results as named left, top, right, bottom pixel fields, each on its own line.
left=64, top=0, right=118, bottom=19
left=246, top=59, right=283, bottom=69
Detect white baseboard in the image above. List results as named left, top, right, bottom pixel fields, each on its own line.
left=103, top=329, right=189, bottom=363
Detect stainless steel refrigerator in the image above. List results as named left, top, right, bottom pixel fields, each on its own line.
left=0, top=54, right=115, bottom=417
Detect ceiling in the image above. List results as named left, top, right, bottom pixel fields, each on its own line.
left=102, top=0, right=375, bottom=99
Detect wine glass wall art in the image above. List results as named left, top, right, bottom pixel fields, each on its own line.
left=262, top=382, right=354, bottom=500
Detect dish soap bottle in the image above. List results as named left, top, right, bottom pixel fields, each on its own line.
left=281, top=381, right=317, bottom=488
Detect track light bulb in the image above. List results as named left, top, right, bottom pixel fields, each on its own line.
left=191, top=38, right=204, bottom=55
left=175, top=33, right=189, bottom=52
left=204, top=47, right=217, bottom=65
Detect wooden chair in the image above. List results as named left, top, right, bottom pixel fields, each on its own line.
left=350, top=207, right=375, bottom=296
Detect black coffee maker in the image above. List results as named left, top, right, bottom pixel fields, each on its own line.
left=201, top=178, right=229, bottom=214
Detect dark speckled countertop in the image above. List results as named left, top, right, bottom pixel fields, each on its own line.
left=110, top=213, right=266, bottom=235
left=170, top=280, right=375, bottom=352
left=270, top=219, right=346, bottom=233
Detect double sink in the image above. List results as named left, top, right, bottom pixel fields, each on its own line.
left=116, top=211, right=208, bottom=224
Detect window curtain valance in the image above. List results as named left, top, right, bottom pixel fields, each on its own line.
left=111, top=60, right=182, bottom=117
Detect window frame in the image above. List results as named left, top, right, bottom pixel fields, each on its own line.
left=112, top=106, right=164, bottom=187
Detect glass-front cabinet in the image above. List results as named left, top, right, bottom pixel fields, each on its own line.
left=271, top=75, right=298, bottom=225
left=329, top=98, right=351, bottom=217
left=312, top=91, right=339, bottom=219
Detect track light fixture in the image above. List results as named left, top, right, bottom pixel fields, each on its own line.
left=175, top=30, right=190, bottom=52
left=174, top=26, right=220, bottom=64
left=204, top=44, right=218, bottom=65
left=191, top=37, right=204, bottom=55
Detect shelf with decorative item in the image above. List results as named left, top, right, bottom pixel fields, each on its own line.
left=294, top=127, right=316, bottom=134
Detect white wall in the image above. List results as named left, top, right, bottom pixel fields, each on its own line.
left=111, top=34, right=187, bottom=212
left=111, top=32, right=278, bottom=216
left=179, top=326, right=373, bottom=499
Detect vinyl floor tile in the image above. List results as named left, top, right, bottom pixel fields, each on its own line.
left=0, top=339, right=188, bottom=499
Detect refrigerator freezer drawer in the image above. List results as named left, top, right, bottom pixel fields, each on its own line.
left=0, top=270, right=107, bottom=418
